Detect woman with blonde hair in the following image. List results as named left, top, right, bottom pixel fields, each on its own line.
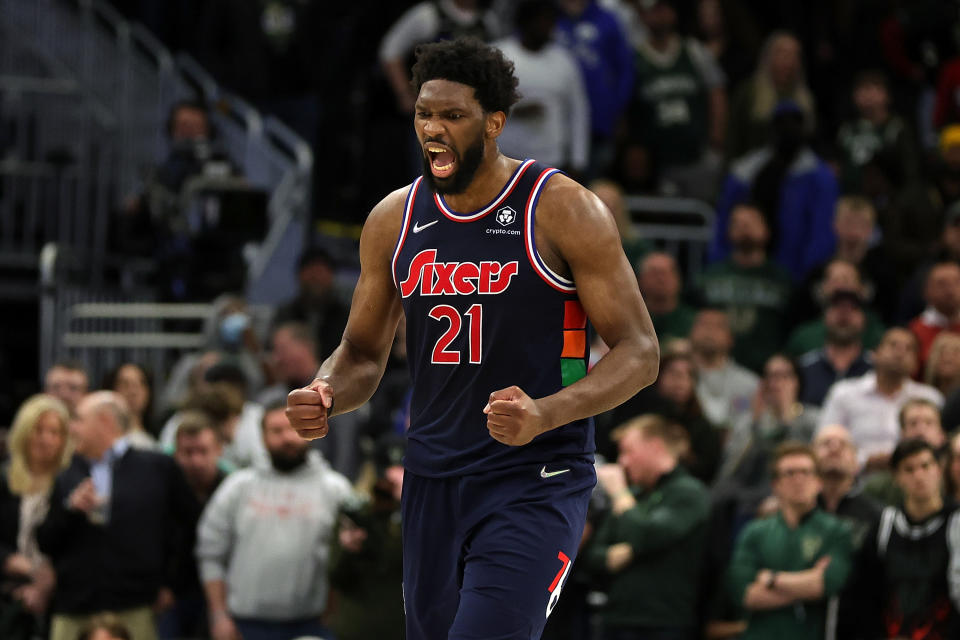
left=726, top=31, right=816, bottom=159
left=925, top=331, right=960, bottom=395
left=1, top=394, right=72, bottom=638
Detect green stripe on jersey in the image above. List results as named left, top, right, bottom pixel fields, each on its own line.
left=561, top=358, right=586, bottom=387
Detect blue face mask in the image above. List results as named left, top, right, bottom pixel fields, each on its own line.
left=219, top=312, right=250, bottom=347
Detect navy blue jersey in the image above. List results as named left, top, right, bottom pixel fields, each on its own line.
left=391, top=159, right=594, bottom=477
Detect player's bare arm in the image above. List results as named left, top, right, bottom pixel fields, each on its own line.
left=286, top=189, right=406, bottom=440
left=485, top=175, right=659, bottom=446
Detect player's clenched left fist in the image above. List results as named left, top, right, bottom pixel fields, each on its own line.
left=483, top=385, right=547, bottom=446
left=286, top=378, right=333, bottom=440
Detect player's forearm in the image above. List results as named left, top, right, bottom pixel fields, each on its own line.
left=538, top=333, right=659, bottom=431
left=315, top=337, right=390, bottom=416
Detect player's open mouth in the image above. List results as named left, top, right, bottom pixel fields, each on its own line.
left=426, top=143, right=457, bottom=179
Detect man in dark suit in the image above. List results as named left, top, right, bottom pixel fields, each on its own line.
left=37, top=391, right=200, bottom=640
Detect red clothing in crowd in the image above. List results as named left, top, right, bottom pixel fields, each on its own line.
left=908, top=307, right=960, bottom=372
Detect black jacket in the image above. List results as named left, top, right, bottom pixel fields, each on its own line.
left=37, top=449, right=200, bottom=614
left=0, top=474, right=21, bottom=575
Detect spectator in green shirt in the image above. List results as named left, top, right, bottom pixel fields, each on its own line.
left=587, top=413, right=710, bottom=640
left=727, top=442, right=854, bottom=640
left=694, top=203, right=793, bottom=373
left=637, top=252, right=697, bottom=344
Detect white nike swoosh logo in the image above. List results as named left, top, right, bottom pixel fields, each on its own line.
left=540, top=465, right=570, bottom=479
left=412, top=220, right=438, bottom=233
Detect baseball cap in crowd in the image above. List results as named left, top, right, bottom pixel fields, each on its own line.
left=827, top=289, right=865, bottom=308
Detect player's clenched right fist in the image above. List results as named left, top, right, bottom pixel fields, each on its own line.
left=286, top=378, right=334, bottom=440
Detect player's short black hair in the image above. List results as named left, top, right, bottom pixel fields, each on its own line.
left=410, top=37, right=521, bottom=114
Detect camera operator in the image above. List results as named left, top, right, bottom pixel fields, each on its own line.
left=116, top=100, right=257, bottom=301
left=327, top=433, right=405, bottom=640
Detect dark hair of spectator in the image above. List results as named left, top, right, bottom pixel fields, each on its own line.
left=514, top=0, right=557, bottom=29
left=101, top=361, right=155, bottom=427
left=880, top=326, right=920, bottom=353
left=77, top=614, right=131, bottom=640
left=853, top=69, right=889, bottom=91
left=410, top=38, right=521, bottom=115
left=890, top=438, right=940, bottom=471
left=298, top=245, right=335, bottom=273
left=769, top=441, right=816, bottom=478
left=765, top=353, right=803, bottom=398
left=898, top=397, right=942, bottom=432
left=182, top=383, right=244, bottom=424
left=203, top=360, right=250, bottom=396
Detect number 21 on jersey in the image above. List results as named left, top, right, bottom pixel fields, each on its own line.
left=428, top=304, right=482, bottom=365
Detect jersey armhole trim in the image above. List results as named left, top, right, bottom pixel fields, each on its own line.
left=391, top=177, right=422, bottom=289
left=524, top=168, right=576, bottom=293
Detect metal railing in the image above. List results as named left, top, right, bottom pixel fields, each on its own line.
left=625, top=195, right=715, bottom=279
left=0, top=0, right=312, bottom=302
left=39, top=242, right=278, bottom=387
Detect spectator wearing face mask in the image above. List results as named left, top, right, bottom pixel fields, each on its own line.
left=158, top=295, right=267, bottom=418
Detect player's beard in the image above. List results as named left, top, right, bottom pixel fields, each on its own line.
left=422, top=134, right=485, bottom=195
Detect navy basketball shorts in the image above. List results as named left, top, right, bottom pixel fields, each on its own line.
left=401, top=458, right=596, bottom=640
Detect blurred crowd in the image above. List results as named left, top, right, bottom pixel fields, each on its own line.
left=7, top=0, right=960, bottom=638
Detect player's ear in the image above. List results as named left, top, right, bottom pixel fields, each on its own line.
left=485, top=111, right=506, bottom=139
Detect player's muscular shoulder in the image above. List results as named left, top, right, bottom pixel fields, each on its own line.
left=533, top=175, right=619, bottom=275
left=361, top=185, right=409, bottom=262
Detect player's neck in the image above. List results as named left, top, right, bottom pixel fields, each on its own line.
left=441, top=153, right=519, bottom=214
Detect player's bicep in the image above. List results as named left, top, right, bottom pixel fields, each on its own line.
left=546, top=186, right=654, bottom=349
left=338, top=194, right=406, bottom=361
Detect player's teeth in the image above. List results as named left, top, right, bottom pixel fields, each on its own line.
left=435, top=162, right=454, bottom=171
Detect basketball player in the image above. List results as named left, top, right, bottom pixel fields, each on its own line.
left=287, top=38, right=659, bottom=639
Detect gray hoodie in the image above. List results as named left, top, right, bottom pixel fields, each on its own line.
left=196, top=450, right=352, bottom=620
